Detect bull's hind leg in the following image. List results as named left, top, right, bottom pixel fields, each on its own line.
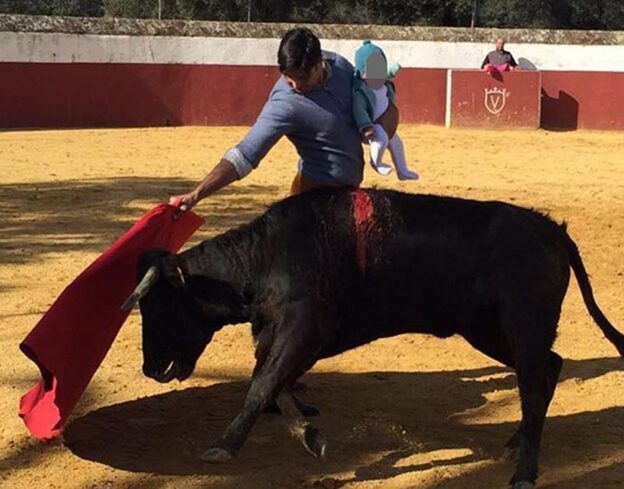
left=462, top=325, right=562, bottom=464
left=276, top=389, right=327, bottom=457
left=504, top=351, right=562, bottom=464
left=460, top=324, right=524, bottom=461
left=504, top=309, right=561, bottom=489
left=201, top=301, right=319, bottom=463
left=461, top=320, right=516, bottom=368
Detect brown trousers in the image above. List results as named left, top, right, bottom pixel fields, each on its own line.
left=289, top=172, right=350, bottom=196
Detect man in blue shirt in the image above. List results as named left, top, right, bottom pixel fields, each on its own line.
left=170, top=28, right=398, bottom=212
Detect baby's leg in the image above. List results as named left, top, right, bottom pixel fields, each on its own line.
left=388, top=133, right=419, bottom=181
left=369, top=124, right=393, bottom=176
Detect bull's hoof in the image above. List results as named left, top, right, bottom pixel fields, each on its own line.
left=510, top=482, right=535, bottom=489
left=200, top=446, right=235, bottom=463
left=303, top=426, right=328, bottom=458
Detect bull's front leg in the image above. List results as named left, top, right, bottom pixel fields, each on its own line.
left=276, top=389, right=327, bottom=457
left=200, top=374, right=283, bottom=462
left=254, top=325, right=320, bottom=417
left=263, top=387, right=321, bottom=417
left=201, top=301, right=319, bottom=462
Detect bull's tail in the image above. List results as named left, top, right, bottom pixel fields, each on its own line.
left=565, top=231, right=624, bottom=356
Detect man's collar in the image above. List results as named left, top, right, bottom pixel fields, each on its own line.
left=321, top=58, right=333, bottom=88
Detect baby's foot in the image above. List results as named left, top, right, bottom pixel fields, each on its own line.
left=370, top=160, right=393, bottom=176
left=397, top=169, right=419, bottom=181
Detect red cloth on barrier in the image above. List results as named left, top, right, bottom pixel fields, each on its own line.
left=19, top=204, right=204, bottom=439
left=485, top=63, right=510, bottom=74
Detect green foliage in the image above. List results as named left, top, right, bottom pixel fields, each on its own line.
left=480, top=0, right=551, bottom=28
left=324, top=1, right=375, bottom=24
left=173, top=0, right=251, bottom=21
left=1, top=0, right=623, bottom=30
left=567, top=0, right=624, bottom=30
left=102, top=0, right=157, bottom=19
left=0, top=0, right=102, bottom=16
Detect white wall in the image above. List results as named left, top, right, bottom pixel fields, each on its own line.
left=1, top=31, right=624, bottom=72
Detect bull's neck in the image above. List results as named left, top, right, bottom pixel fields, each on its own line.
left=180, top=225, right=261, bottom=301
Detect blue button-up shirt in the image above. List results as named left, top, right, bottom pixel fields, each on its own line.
left=225, top=51, right=365, bottom=187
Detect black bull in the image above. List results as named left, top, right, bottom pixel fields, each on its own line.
left=124, top=188, right=624, bottom=488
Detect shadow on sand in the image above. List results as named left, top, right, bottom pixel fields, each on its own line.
left=62, top=357, right=624, bottom=488
left=0, top=177, right=280, bottom=266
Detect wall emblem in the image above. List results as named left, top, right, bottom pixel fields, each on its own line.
left=484, top=87, right=507, bottom=115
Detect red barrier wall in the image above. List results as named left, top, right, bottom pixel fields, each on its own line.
left=447, top=70, right=541, bottom=128
left=0, top=63, right=278, bottom=128
left=541, top=71, right=624, bottom=130
left=395, top=68, right=447, bottom=126
left=0, top=63, right=446, bottom=129
left=1, top=63, right=623, bottom=130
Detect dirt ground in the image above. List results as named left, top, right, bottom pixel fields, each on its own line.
left=1, top=125, right=623, bottom=489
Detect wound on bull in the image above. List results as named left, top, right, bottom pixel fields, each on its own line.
left=352, top=189, right=376, bottom=275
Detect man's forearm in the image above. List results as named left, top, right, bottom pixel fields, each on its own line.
left=193, top=159, right=240, bottom=201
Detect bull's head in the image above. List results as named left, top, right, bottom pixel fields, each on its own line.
left=122, top=249, right=238, bottom=384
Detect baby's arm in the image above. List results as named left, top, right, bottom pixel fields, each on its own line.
left=352, top=89, right=374, bottom=139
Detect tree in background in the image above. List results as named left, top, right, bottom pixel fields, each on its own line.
left=479, top=0, right=557, bottom=28
left=101, top=0, right=151, bottom=19
left=567, top=0, right=624, bottom=30
left=0, top=0, right=102, bottom=16
left=0, top=0, right=623, bottom=30
left=173, top=0, right=250, bottom=21
left=478, top=0, right=624, bottom=29
left=102, top=0, right=181, bottom=19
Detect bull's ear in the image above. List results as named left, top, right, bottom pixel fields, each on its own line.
left=138, top=249, right=172, bottom=277
left=162, top=259, right=187, bottom=289
left=138, top=249, right=186, bottom=288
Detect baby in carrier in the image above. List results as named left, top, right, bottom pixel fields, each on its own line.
left=352, top=40, right=419, bottom=180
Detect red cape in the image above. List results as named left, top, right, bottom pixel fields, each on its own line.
left=19, top=204, right=203, bottom=439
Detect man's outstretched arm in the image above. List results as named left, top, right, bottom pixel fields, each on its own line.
left=169, top=158, right=239, bottom=213
left=169, top=93, right=295, bottom=214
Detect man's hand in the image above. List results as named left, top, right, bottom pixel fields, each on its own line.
left=169, top=190, right=200, bottom=214
left=362, top=126, right=375, bottom=141
left=168, top=158, right=240, bottom=218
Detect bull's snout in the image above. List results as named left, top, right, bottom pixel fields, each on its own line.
left=142, top=360, right=194, bottom=383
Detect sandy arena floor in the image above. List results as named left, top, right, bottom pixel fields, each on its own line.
left=0, top=125, right=623, bottom=489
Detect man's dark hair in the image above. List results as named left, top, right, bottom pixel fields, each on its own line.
left=278, top=28, right=322, bottom=75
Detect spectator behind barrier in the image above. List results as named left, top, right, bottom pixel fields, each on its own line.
left=481, top=38, right=519, bottom=75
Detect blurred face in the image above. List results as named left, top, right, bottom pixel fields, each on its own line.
left=363, top=52, right=387, bottom=90
left=496, top=38, right=505, bottom=51
left=283, top=60, right=325, bottom=94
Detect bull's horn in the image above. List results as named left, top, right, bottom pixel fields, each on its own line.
left=121, top=266, right=160, bottom=310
